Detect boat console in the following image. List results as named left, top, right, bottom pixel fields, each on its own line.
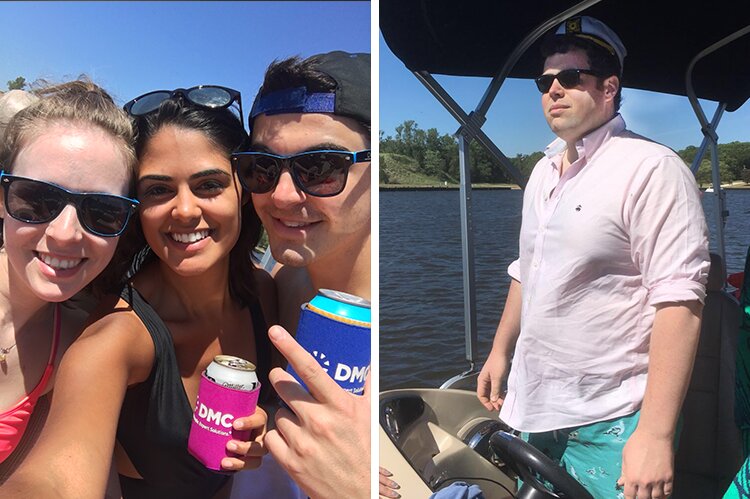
left=380, top=389, right=517, bottom=497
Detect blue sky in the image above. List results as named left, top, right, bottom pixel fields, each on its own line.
left=0, top=1, right=370, bottom=126
left=3, top=1, right=746, bottom=158
left=379, top=33, right=750, bottom=156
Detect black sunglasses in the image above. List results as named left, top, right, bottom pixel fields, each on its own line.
left=0, top=172, right=138, bottom=237
left=535, top=68, right=603, bottom=93
left=124, top=85, right=243, bottom=119
left=230, top=149, right=372, bottom=197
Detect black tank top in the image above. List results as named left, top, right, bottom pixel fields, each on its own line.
left=116, top=284, right=272, bottom=498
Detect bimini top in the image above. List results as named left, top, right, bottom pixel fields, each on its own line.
left=381, top=0, right=750, bottom=111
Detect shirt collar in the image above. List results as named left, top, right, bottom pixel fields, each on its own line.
left=544, top=114, right=627, bottom=165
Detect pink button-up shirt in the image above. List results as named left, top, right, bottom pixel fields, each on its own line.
left=500, top=115, right=710, bottom=432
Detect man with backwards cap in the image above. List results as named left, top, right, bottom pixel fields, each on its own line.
left=476, top=16, right=709, bottom=499
left=237, top=51, right=371, bottom=498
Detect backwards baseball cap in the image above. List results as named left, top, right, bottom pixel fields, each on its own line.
left=249, top=51, right=370, bottom=127
left=554, top=16, right=626, bottom=71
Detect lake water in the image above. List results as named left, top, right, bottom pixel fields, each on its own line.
left=380, top=188, right=750, bottom=389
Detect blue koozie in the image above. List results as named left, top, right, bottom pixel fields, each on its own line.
left=288, top=289, right=371, bottom=395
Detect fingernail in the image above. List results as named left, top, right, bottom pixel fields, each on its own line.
left=269, top=327, right=283, bottom=341
left=391, top=492, right=401, bottom=498
left=227, top=442, right=238, bottom=451
left=234, top=420, right=244, bottom=430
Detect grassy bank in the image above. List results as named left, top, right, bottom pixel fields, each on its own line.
left=379, top=152, right=520, bottom=190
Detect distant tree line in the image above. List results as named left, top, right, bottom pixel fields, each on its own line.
left=380, top=120, right=750, bottom=187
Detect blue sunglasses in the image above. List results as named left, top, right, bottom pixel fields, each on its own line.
left=0, top=172, right=138, bottom=237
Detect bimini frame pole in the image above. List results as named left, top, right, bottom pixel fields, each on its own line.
left=685, top=24, right=750, bottom=269
left=689, top=104, right=726, bottom=176
left=417, top=1, right=602, bottom=386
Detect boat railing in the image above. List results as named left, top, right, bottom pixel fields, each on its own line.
left=685, top=24, right=750, bottom=269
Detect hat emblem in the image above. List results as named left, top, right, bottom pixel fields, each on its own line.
left=566, top=18, right=582, bottom=34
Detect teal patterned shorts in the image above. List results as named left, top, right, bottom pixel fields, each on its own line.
left=521, top=411, right=642, bottom=499
left=724, top=457, right=750, bottom=498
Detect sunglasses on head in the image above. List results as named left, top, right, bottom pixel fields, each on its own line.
left=535, top=68, right=603, bottom=93
left=0, top=172, right=139, bottom=237
left=124, top=85, right=242, bottom=118
left=230, top=149, right=372, bottom=197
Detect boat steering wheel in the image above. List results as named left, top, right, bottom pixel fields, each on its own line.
left=489, top=431, right=593, bottom=499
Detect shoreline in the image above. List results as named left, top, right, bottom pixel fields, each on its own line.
left=379, top=184, right=521, bottom=191
left=380, top=183, right=750, bottom=191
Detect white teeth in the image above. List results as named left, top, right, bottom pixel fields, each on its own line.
left=282, top=221, right=308, bottom=228
left=171, top=230, right=210, bottom=243
left=39, top=253, right=81, bottom=270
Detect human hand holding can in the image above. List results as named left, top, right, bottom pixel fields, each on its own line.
left=188, top=355, right=261, bottom=471
left=287, top=289, right=371, bottom=395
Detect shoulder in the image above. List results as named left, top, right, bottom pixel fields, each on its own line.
left=65, top=294, right=156, bottom=386
left=603, top=131, right=695, bottom=187
left=612, top=130, right=686, bottom=165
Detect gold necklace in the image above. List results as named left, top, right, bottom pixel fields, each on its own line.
left=0, top=342, right=16, bottom=362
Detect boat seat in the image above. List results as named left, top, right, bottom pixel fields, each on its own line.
left=674, top=252, right=743, bottom=498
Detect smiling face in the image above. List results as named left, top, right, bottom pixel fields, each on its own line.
left=1, top=123, right=131, bottom=302
left=250, top=112, right=371, bottom=270
left=541, top=48, right=618, bottom=144
left=136, top=125, right=243, bottom=277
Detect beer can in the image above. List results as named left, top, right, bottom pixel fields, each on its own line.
left=205, top=355, right=260, bottom=391
left=287, top=289, right=371, bottom=396
left=188, top=355, right=261, bottom=471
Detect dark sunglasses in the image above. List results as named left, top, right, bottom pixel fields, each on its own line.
left=230, top=149, right=371, bottom=197
left=124, top=85, right=242, bottom=118
left=0, top=172, right=139, bottom=237
left=535, top=68, right=603, bottom=93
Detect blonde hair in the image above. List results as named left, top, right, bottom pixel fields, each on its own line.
left=0, top=90, right=39, bottom=138
left=0, top=79, right=136, bottom=181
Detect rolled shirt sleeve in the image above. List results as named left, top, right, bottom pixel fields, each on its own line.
left=625, top=154, right=710, bottom=306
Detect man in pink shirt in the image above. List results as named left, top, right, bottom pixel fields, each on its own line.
left=476, top=16, right=710, bottom=499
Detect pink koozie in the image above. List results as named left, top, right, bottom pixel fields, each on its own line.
left=188, top=373, right=261, bottom=471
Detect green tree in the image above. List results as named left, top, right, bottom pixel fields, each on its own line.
left=678, top=145, right=699, bottom=166
left=719, top=141, right=750, bottom=181
left=438, top=134, right=459, bottom=181
left=394, top=120, right=418, bottom=158
left=7, top=76, right=26, bottom=90
left=695, top=159, right=731, bottom=189
left=422, top=149, right=443, bottom=177
left=379, top=130, right=398, bottom=155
